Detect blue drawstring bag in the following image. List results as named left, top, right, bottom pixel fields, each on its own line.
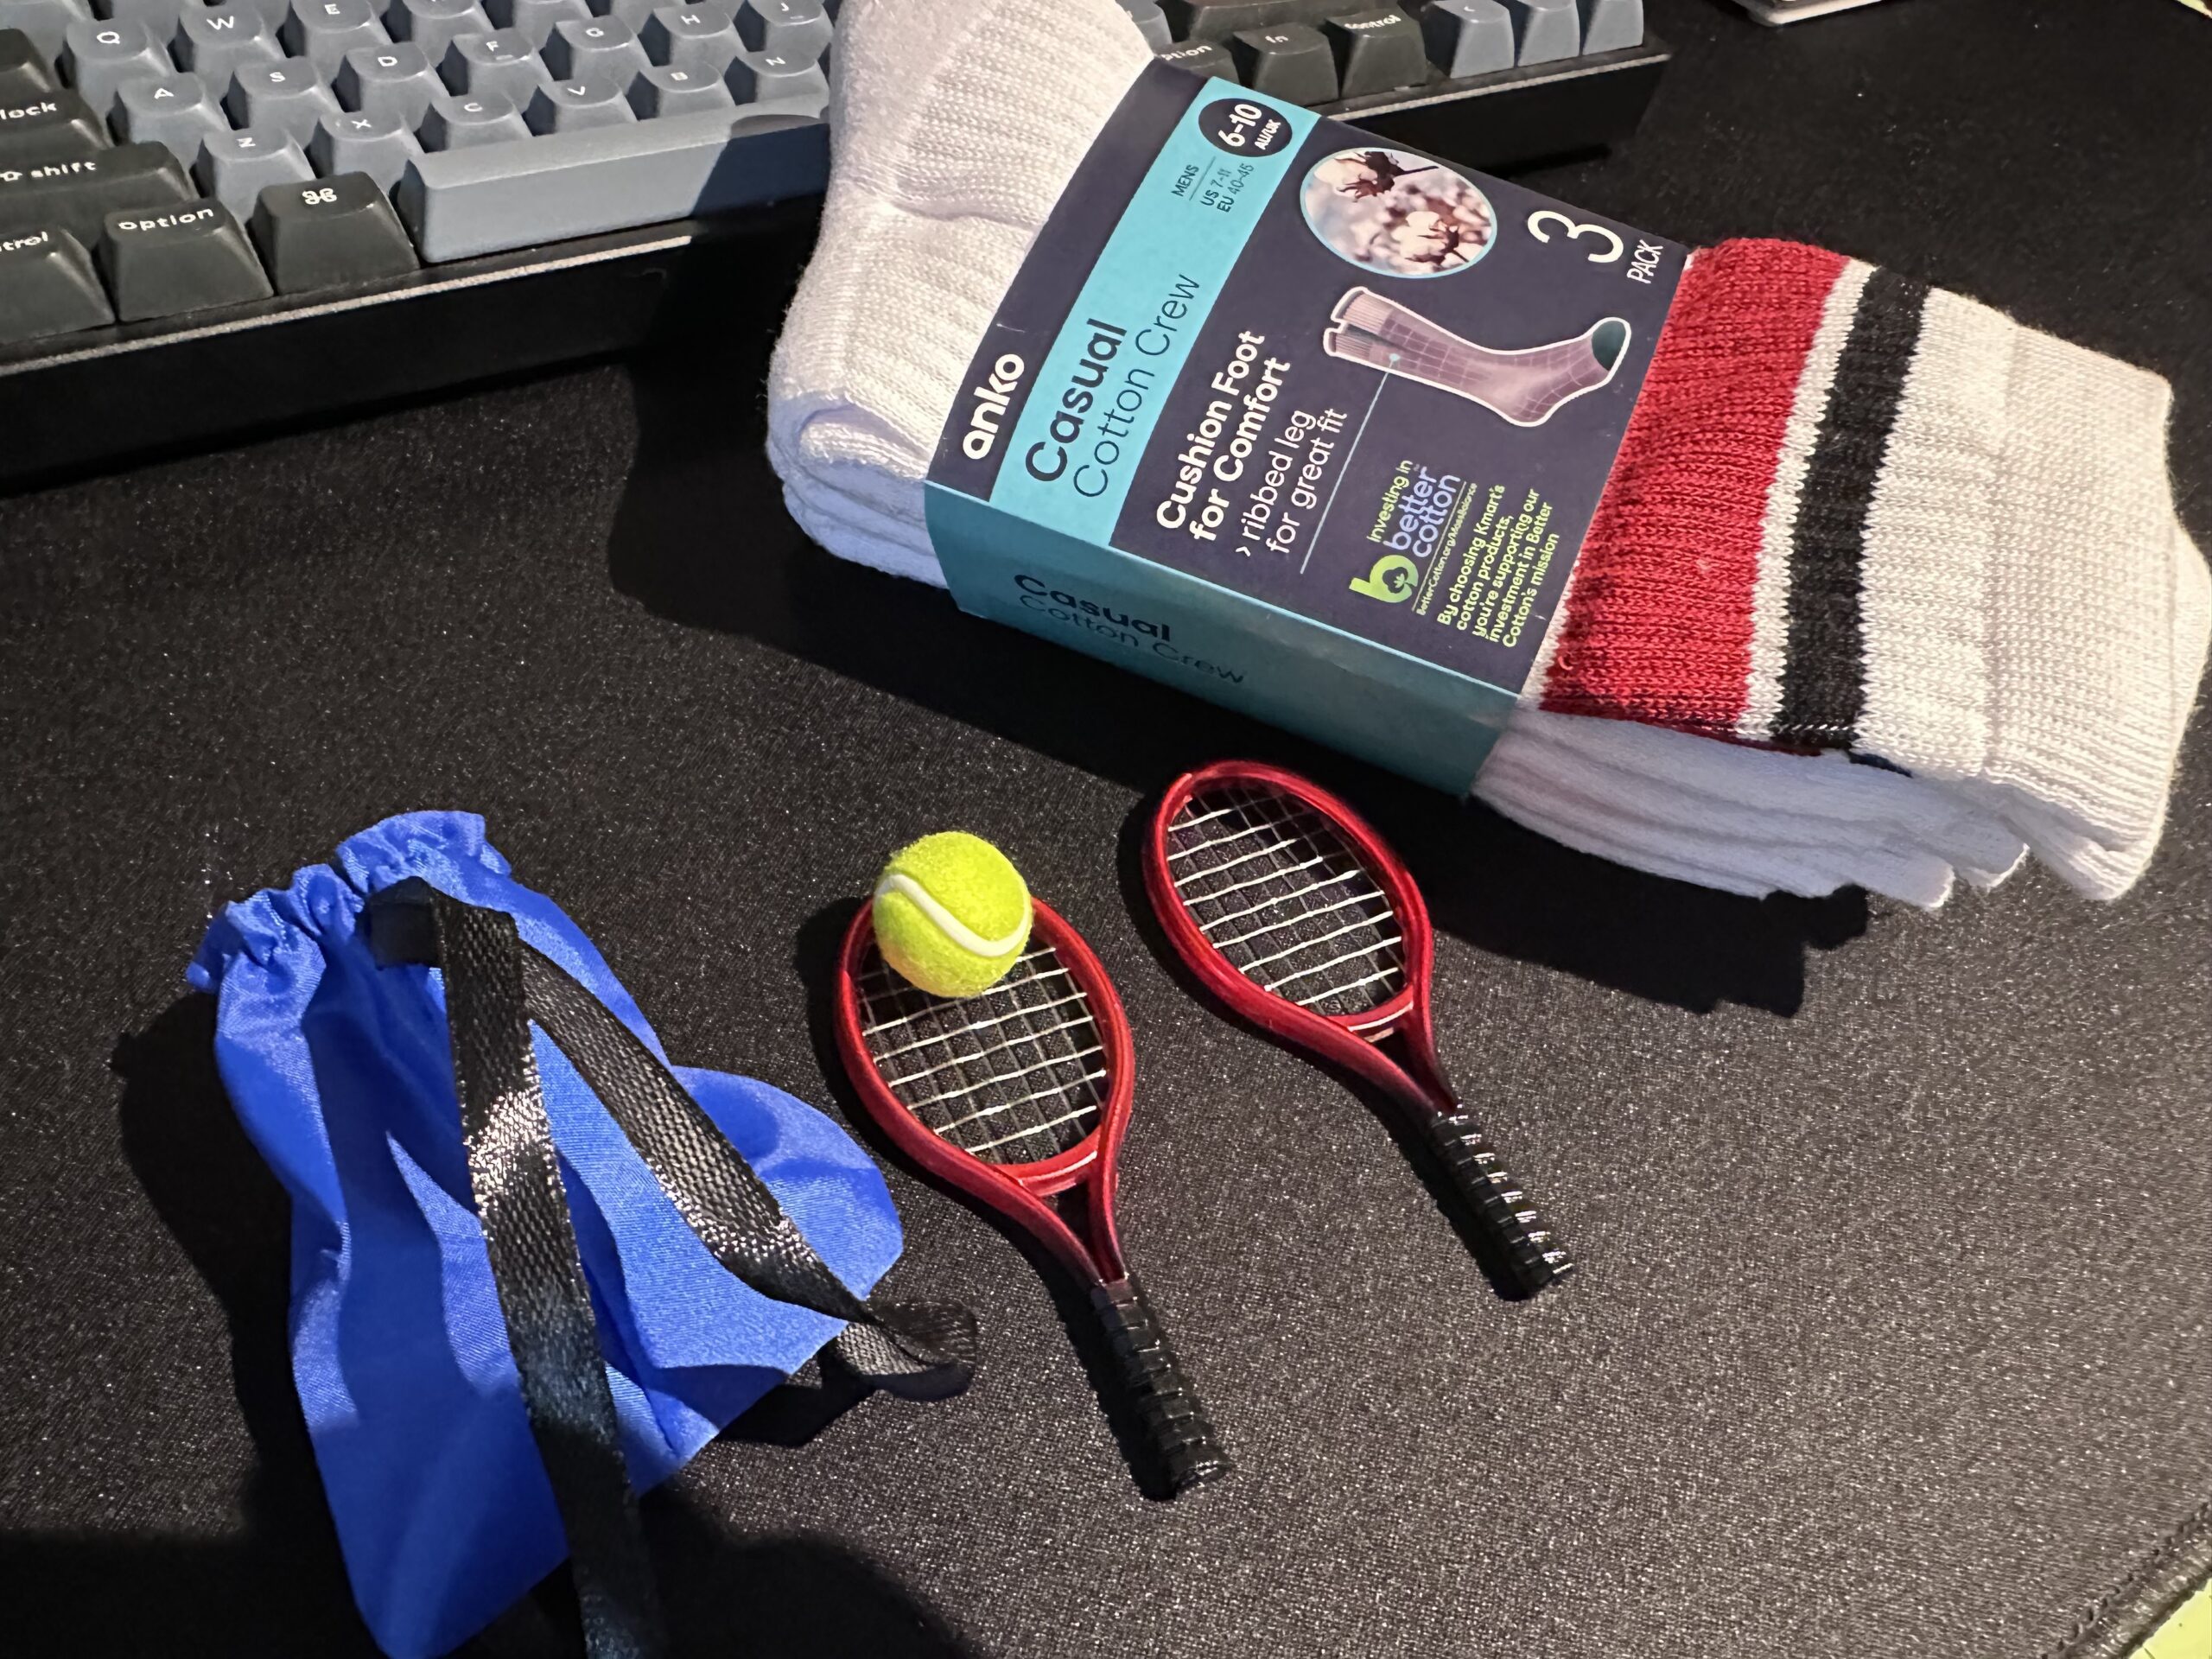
left=189, top=812, right=970, bottom=1659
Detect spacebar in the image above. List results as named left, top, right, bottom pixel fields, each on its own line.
left=396, top=109, right=830, bottom=264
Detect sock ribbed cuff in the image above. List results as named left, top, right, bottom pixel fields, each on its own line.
left=1535, top=237, right=2012, bottom=757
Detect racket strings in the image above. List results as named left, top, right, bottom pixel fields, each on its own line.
left=855, top=944, right=1106, bottom=1164
left=1165, top=785, right=1406, bottom=1017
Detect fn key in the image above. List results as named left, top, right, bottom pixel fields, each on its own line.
left=250, top=174, right=418, bottom=293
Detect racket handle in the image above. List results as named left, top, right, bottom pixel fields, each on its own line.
left=1426, top=1109, right=1575, bottom=1295
left=1091, top=1277, right=1230, bottom=1496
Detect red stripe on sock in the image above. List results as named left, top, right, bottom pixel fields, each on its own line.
left=1539, top=239, right=1850, bottom=734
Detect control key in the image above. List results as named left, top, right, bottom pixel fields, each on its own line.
left=1323, top=7, right=1429, bottom=99
left=0, top=221, right=113, bottom=343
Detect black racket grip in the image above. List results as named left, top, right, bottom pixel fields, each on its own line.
left=1090, top=1277, right=1230, bottom=1496
left=1426, top=1109, right=1574, bottom=1295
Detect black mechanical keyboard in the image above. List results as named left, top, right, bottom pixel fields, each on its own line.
left=0, top=0, right=1667, bottom=484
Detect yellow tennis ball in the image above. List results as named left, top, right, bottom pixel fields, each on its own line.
left=872, top=832, right=1033, bottom=999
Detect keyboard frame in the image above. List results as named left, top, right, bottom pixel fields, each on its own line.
left=0, top=33, right=1669, bottom=489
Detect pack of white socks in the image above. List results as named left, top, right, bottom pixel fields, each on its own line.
left=766, top=0, right=2209, bottom=906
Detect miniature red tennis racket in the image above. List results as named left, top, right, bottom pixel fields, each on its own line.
left=834, top=899, right=1229, bottom=1497
left=1146, top=760, right=1573, bottom=1296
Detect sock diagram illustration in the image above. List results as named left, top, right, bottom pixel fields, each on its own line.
left=1323, top=288, right=1632, bottom=427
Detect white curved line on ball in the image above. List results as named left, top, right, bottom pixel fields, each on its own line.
left=873, top=872, right=1030, bottom=959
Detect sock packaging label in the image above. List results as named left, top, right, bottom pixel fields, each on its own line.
left=925, top=62, right=1683, bottom=792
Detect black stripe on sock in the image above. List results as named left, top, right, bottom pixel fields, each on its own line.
left=1773, top=266, right=1930, bottom=747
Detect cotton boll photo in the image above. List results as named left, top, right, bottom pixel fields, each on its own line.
left=1300, top=147, right=1498, bottom=277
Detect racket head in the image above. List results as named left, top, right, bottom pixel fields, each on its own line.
left=834, top=898, right=1134, bottom=1284
left=1146, top=761, right=1447, bottom=1113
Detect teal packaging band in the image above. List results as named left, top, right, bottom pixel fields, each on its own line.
left=926, top=62, right=1682, bottom=792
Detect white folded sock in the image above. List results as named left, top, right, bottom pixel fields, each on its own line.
left=767, top=0, right=2206, bottom=904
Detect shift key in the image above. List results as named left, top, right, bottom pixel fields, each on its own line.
left=0, top=144, right=194, bottom=247
left=97, top=197, right=272, bottom=319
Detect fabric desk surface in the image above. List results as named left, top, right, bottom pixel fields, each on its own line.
left=3, top=1, right=2208, bottom=1654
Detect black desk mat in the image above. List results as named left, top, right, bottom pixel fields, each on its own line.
left=3, top=1, right=2208, bottom=1654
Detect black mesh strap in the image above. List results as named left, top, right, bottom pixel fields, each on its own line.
left=512, top=944, right=978, bottom=1400
left=365, top=880, right=977, bottom=1656
left=400, top=892, right=664, bottom=1659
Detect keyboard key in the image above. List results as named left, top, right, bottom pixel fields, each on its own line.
left=601, top=0, right=654, bottom=30
left=249, top=169, right=416, bottom=288
left=1323, top=8, right=1427, bottom=98
left=96, top=196, right=272, bottom=317
left=623, top=58, right=728, bottom=116
left=639, top=6, right=739, bottom=74
left=1497, top=0, right=1577, bottom=64
left=1421, top=0, right=1512, bottom=77
left=102, top=0, right=190, bottom=42
left=439, top=28, right=547, bottom=102
left=416, top=86, right=528, bottom=145
left=1, top=24, right=61, bottom=99
left=113, top=73, right=231, bottom=165
left=226, top=58, right=342, bottom=143
left=173, top=5, right=286, bottom=80
left=1161, top=1, right=1329, bottom=41
left=723, top=43, right=822, bottom=106
left=1117, top=1, right=1173, bottom=51
left=0, top=139, right=192, bottom=244
left=1576, top=0, right=1640, bottom=53
left=1154, top=38, right=1237, bottom=82
left=1, top=3, right=91, bottom=67
left=0, top=86, right=107, bottom=166
left=522, top=71, right=630, bottom=130
left=483, top=0, right=585, bottom=48
left=283, top=0, right=391, bottom=73
left=308, top=105, right=419, bottom=190
left=1229, top=23, right=1336, bottom=102
left=542, top=14, right=645, bottom=81
left=59, top=18, right=172, bottom=116
left=382, top=0, right=493, bottom=60
left=397, top=99, right=818, bottom=259
left=0, top=221, right=110, bottom=340
left=194, top=122, right=313, bottom=217
left=733, top=0, right=826, bottom=60
left=334, top=41, right=441, bottom=124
